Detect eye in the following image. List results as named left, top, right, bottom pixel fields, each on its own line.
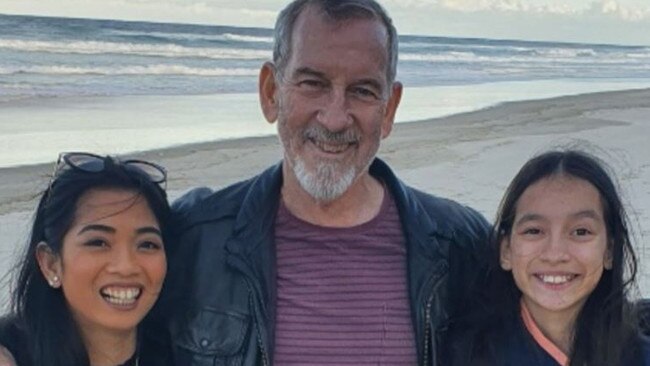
left=350, top=86, right=379, bottom=100
left=298, top=79, right=325, bottom=89
left=573, top=228, right=592, bottom=236
left=138, top=240, right=163, bottom=251
left=84, top=238, right=108, bottom=248
left=521, top=227, right=542, bottom=236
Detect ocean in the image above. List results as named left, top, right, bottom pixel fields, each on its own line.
left=1, top=13, right=650, bottom=167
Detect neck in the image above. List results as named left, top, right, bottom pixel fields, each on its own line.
left=282, top=164, right=385, bottom=227
left=523, top=299, right=578, bottom=355
left=80, top=326, right=137, bottom=366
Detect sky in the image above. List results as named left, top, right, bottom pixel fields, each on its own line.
left=0, top=0, right=649, bottom=45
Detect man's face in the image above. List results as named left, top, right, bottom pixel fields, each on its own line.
left=261, top=6, right=401, bottom=202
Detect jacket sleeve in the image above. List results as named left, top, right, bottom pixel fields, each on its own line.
left=446, top=204, right=492, bottom=319
left=144, top=187, right=216, bottom=347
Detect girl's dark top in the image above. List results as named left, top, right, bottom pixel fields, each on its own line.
left=446, top=309, right=650, bottom=366
left=0, top=316, right=173, bottom=366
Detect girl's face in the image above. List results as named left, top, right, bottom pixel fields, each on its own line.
left=39, top=188, right=167, bottom=335
left=500, top=175, right=611, bottom=322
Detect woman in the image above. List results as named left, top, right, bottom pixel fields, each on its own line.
left=0, top=152, right=172, bottom=366
left=449, top=150, right=649, bottom=366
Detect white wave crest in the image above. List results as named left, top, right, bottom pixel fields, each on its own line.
left=222, top=33, right=273, bottom=43
left=109, top=29, right=273, bottom=43
left=401, top=51, right=481, bottom=62
left=0, top=39, right=270, bottom=60
left=400, top=49, right=641, bottom=64
left=626, top=51, right=650, bottom=59
left=0, top=64, right=259, bottom=76
left=535, top=48, right=598, bottom=58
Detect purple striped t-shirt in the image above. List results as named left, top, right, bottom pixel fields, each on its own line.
left=273, top=190, right=417, bottom=365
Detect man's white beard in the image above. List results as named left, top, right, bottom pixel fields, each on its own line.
left=292, top=157, right=356, bottom=202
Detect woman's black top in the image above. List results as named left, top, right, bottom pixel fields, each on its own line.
left=0, top=315, right=173, bottom=366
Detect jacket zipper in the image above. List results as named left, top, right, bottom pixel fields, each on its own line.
left=229, top=254, right=271, bottom=366
left=422, top=289, right=435, bottom=366
left=248, top=289, right=270, bottom=366
left=421, top=264, right=447, bottom=366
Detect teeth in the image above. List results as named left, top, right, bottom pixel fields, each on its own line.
left=313, top=140, right=350, bottom=153
left=101, top=287, right=141, bottom=305
left=539, top=275, right=574, bottom=284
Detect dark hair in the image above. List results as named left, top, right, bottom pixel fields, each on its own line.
left=454, top=150, right=640, bottom=366
left=9, top=155, right=170, bottom=366
left=273, top=0, right=398, bottom=84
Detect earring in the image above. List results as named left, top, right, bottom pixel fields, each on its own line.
left=48, top=275, right=60, bottom=288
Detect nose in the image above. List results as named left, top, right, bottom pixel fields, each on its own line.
left=106, top=245, right=140, bottom=276
left=539, top=233, right=571, bottom=263
left=316, top=88, right=353, bottom=132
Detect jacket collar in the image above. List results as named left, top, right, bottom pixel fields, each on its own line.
left=229, top=162, right=283, bottom=255
left=226, top=158, right=449, bottom=265
left=369, top=159, right=444, bottom=259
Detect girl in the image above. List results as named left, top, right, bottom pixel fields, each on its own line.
left=450, top=150, right=650, bottom=366
left=0, top=152, right=172, bottom=366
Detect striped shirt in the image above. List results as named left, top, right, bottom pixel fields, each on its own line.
left=273, top=189, right=417, bottom=365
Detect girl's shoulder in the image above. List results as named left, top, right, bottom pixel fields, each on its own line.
left=640, top=335, right=650, bottom=364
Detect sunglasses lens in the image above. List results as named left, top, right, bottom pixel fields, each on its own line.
left=65, top=153, right=105, bottom=173
left=126, top=162, right=166, bottom=183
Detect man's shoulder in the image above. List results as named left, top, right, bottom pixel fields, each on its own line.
left=171, top=163, right=282, bottom=228
left=404, top=185, right=490, bottom=238
left=370, top=158, right=489, bottom=240
left=172, top=177, right=253, bottom=227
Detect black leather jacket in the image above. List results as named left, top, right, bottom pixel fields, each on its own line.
left=159, top=159, right=490, bottom=366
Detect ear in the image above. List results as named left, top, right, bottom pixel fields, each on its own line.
left=380, top=81, right=402, bottom=139
left=259, top=61, right=280, bottom=124
left=604, top=247, right=613, bottom=270
left=35, top=242, right=62, bottom=288
left=500, top=237, right=513, bottom=271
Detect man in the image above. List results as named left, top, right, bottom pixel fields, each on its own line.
left=162, top=0, right=490, bottom=365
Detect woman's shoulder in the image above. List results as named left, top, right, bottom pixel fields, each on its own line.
left=0, top=317, right=20, bottom=366
left=0, top=316, right=24, bottom=346
left=0, top=316, right=29, bottom=366
left=138, top=326, right=174, bottom=366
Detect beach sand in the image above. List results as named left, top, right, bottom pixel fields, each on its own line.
left=1, top=87, right=650, bottom=310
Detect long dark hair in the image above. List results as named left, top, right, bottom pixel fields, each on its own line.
left=9, top=154, right=170, bottom=366
left=454, top=149, right=640, bottom=366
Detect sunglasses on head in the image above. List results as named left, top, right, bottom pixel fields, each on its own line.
left=52, top=152, right=167, bottom=187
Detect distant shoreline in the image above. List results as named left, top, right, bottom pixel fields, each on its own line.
left=2, top=79, right=650, bottom=169
left=2, top=86, right=649, bottom=213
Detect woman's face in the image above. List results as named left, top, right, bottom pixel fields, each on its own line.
left=500, top=175, right=611, bottom=323
left=45, top=188, right=166, bottom=335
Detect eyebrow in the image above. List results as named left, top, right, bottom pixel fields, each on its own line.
left=293, top=67, right=326, bottom=79
left=78, top=224, right=115, bottom=235
left=137, top=227, right=163, bottom=237
left=514, top=213, right=544, bottom=227
left=570, top=210, right=602, bottom=221
left=293, top=67, right=383, bottom=90
left=514, top=210, right=602, bottom=226
left=77, top=224, right=162, bottom=237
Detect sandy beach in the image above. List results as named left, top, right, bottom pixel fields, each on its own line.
left=1, top=87, right=650, bottom=310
